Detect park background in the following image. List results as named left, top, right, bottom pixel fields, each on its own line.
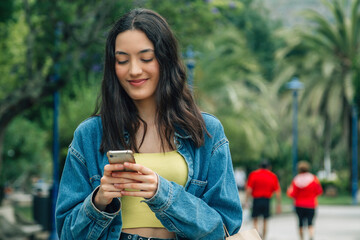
left=0, top=0, right=359, bottom=239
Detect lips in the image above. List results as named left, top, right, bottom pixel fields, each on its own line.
left=128, top=78, right=147, bottom=86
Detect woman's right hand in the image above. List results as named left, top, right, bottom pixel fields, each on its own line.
left=93, top=163, right=128, bottom=211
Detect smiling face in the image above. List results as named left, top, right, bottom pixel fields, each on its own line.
left=114, top=29, right=160, bottom=105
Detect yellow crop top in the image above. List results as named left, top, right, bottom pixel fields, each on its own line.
left=121, top=151, right=188, bottom=229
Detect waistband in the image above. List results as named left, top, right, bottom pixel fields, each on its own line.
left=120, top=232, right=175, bottom=240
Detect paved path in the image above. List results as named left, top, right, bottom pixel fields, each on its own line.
left=240, top=205, right=360, bottom=240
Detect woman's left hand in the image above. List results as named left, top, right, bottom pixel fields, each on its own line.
left=111, top=162, right=158, bottom=199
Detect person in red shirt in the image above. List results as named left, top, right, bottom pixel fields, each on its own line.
left=245, top=160, right=281, bottom=239
left=287, top=161, right=323, bottom=240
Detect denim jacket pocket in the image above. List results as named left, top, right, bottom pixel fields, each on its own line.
left=90, top=175, right=101, bottom=189
left=187, top=179, right=208, bottom=197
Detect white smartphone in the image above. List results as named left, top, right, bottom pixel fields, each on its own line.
left=106, top=150, right=136, bottom=171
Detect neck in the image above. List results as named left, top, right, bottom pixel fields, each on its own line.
left=134, top=98, right=157, bottom=125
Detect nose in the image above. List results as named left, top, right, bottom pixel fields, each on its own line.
left=129, top=60, right=142, bottom=76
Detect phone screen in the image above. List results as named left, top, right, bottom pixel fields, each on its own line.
left=107, top=150, right=136, bottom=171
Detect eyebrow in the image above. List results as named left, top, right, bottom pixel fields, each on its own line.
left=115, top=49, right=154, bottom=55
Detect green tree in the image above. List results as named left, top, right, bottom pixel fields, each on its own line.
left=0, top=0, right=134, bottom=189
left=0, top=0, right=287, bottom=192
left=275, top=0, right=360, bottom=180
left=2, top=117, right=52, bottom=192
left=214, top=0, right=283, bottom=80
left=144, top=0, right=217, bottom=48
left=0, top=0, right=218, bottom=189
left=192, top=1, right=286, bottom=171
left=195, top=25, right=281, bottom=168
left=0, top=0, right=14, bottom=23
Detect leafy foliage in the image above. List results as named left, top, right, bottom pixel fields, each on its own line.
left=2, top=117, right=52, bottom=190
left=0, top=0, right=284, bottom=189
left=194, top=23, right=282, bottom=168
left=0, top=0, right=14, bottom=23
left=275, top=0, right=360, bottom=182
left=144, top=0, right=217, bottom=48
left=1, top=0, right=358, bottom=194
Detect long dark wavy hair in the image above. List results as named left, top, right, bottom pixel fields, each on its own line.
left=93, top=8, right=207, bottom=153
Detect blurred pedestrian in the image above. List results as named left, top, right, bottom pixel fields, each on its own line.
left=244, top=160, right=281, bottom=239
left=287, top=160, right=323, bottom=240
left=234, top=167, right=246, bottom=191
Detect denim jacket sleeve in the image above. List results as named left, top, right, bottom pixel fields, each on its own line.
left=143, top=119, right=242, bottom=239
left=55, top=143, right=121, bottom=239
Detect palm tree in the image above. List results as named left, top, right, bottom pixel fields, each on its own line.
left=275, top=0, right=360, bottom=178
left=195, top=26, right=281, bottom=166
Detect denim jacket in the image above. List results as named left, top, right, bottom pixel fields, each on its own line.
left=55, top=113, right=242, bottom=240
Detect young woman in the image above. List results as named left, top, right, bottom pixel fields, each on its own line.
left=55, top=8, right=242, bottom=240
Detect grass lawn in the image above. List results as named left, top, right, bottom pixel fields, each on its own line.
left=318, top=194, right=358, bottom=205
left=269, top=193, right=358, bottom=214
left=282, top=193, right=358, bottom=206
left=14, top=204, right=34, bottom=222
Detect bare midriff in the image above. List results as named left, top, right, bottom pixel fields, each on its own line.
left=122, top=228, right=175, bottom=238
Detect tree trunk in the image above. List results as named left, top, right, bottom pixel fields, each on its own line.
left=0, top=128, right=5, bottom=206
left=0, top=128, right=4, bottom=177
left=323, top=112, right=332, bottom=178
left=348, top=104, right=354, bottom=192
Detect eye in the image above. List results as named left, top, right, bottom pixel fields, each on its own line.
left=142, top=58, right=153, bottom=63
left=117, top=60, right=128, bottom=64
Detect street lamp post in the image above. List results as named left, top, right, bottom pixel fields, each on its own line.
left=49, top=22, right=62, bottom=240
left=286, top=77, right=304, bottom=177
left=185, top=46, right=195, bottom=90
left=352, top=105, right=358, bottom=205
